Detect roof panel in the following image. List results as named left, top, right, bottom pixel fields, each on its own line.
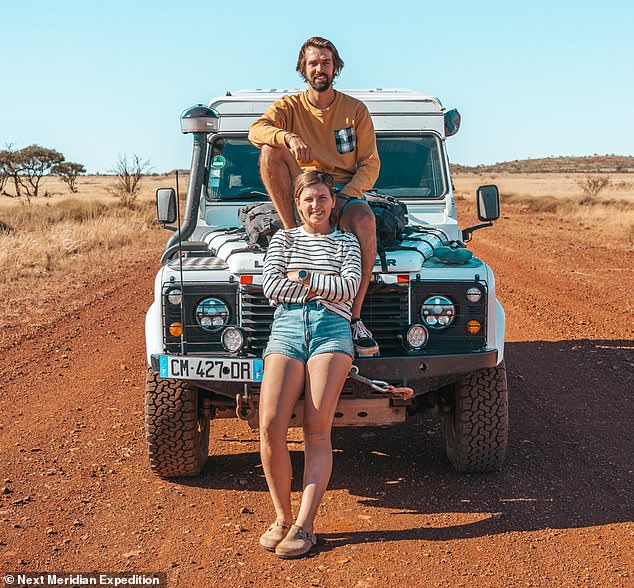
left=210, top=88, right=444, bottom=117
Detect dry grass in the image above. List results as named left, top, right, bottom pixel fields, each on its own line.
left=1, top=212, right=153, bottom=283
left=452, top=172, right=633, bottom=202
left=453, top=172, right=634, bottom=241
left=0, top=173, right=189, bottom=283
left=1, top=174, right=186, bottom=206
left=0, top=183, right=169, bottom=283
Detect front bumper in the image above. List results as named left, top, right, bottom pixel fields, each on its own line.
left=354, top=350, right=498, bottom=381
left=150, top=350, right=498, bottom=394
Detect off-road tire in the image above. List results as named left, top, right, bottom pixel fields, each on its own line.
left=145, top=367, right=209, bottom=477
left=442, top=360, right=508, bottom=472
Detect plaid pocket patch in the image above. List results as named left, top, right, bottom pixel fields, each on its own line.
left=334, top=127, right=355, bottom=154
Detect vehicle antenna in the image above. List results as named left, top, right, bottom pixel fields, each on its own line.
left=175, top=170, right=186, bottom=356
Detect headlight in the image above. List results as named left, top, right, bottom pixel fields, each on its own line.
left=195, top=297, right=229, bottom=332
left=167, top=288, right=182, bottom=305
left=466, top=287, right=482, bottom=303
left=421, top=296, right=455, bottom=329
left=221, top=327, right=246, bottom=353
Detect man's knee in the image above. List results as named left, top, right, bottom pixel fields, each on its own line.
left=341, top=202, right=376, bottom=236
left=260, top=144, right=285, bottom=168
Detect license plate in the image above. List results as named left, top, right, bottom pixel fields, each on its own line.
left=159, top=356, right=264, bottom=382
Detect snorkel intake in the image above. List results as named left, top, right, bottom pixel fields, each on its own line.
left=163, top=105, right=218, bottom=254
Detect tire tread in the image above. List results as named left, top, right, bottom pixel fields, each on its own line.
left=443, top=361, right=508, bottom=472
left=145, top=368, right=209, bottom=477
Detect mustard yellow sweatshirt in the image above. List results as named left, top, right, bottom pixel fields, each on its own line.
left=248, top=91, right=380, bottom=199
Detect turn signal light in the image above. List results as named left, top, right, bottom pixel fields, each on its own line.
left=467, top=320, right=481, bottom=334
left=169, top=322, right=183, bottom=337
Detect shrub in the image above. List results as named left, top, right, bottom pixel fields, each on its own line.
left=109, top=154, right=151, bottom=208
left=577, top=175, right=610, bottom=202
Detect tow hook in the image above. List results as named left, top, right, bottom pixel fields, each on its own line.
left=235, top=392, right=256, bottom=421
left=348, top=365, right=414, bottom=399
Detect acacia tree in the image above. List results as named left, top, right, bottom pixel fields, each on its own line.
left=0, top=144, right=87, bottom=201
left=0, top=145, right=65, bottom=202
left=52, top=161, right=86, bottom=193
left=0, top=144, right=22, bottom=198
left=16, top=145, right=64, bottom=201
left=0, top=159, right=8, bottom=196
left=109, top=154, right=151, bottom=208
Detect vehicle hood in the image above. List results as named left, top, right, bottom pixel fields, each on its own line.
left=201, top=228, right=448, bottom=274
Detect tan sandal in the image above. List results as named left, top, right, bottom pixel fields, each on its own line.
left=259, top=520, right=292, bottom=551
left=274, top=524, right=317, bottom=559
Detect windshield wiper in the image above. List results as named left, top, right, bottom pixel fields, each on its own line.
left=365, top=188, right=391, bottom=197
left=209, top=189, right=270, bottom=201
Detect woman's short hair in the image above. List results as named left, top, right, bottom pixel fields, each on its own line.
left=293, top=170, right=336, bottom=201
left=296, top=37, right=344, bottom=81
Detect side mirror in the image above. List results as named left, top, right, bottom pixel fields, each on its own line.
left=444, top=108, right=461, bottom=137
left=461, top=185, right=501, bottom=242
left=156, top=188, right=177, bottom=225
left=476, top=185, right=500, bottom=221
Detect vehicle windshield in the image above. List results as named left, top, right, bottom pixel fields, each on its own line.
left=205, top=135, right=446, bottom=200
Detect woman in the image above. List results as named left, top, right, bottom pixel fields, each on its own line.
left=258, top=170, right=362, bottom=559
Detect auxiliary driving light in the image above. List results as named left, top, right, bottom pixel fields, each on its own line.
left=221, top=327, right=247, bottom=353
left=466, top=287, right=482, bottom=303
left=404, top=324, right=429, bottom=350
left=421, top=296, right=455, bottom=330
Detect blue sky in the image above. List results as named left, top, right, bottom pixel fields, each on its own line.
left=2, top=0, right=632, bottom=173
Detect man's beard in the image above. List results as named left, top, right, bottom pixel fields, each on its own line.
left=308, top=73, right=332, bottom=93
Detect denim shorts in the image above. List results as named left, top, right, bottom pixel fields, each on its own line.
left=263, top=301, right=354, bottom=363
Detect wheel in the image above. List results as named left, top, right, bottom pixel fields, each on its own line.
left=442, top=360, right=508, bottom=472
left=145, top=367, right=209, bottom=477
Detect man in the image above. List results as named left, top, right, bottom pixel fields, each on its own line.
left=248, top=36, right=381, bottom=356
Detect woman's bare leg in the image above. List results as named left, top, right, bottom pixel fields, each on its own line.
left=259, top=354, right=305, bottom=524
left=295, top=352, right=352, bottom=533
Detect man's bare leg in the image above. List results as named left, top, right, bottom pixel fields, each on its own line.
left=338, top=202, right=376, bottom=319
left=259, top=145, right=302, bottom=229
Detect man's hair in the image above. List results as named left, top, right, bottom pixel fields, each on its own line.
left=293, top=170, right=336, bottom=201
left=296, top=36, right=344, bottom=81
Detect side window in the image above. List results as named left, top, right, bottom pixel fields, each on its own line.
left=374, top=136, right=446, bottom=198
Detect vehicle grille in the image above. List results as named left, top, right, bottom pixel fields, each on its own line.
left=165, top=281, right=486, bottom=357
left=240, top=283, right=409, bottom=357
left=240, top=286, right=276, bottom=353
left=359, top=283, right=409, bottom=355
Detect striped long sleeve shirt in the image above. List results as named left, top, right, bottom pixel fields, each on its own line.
left=262, top=226, right=362, bottom=321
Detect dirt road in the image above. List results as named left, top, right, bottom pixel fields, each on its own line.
left=1, top=205, right=632, bottom=587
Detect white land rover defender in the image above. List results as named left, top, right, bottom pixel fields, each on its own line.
left=145, top=89, right=508, bottom=477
